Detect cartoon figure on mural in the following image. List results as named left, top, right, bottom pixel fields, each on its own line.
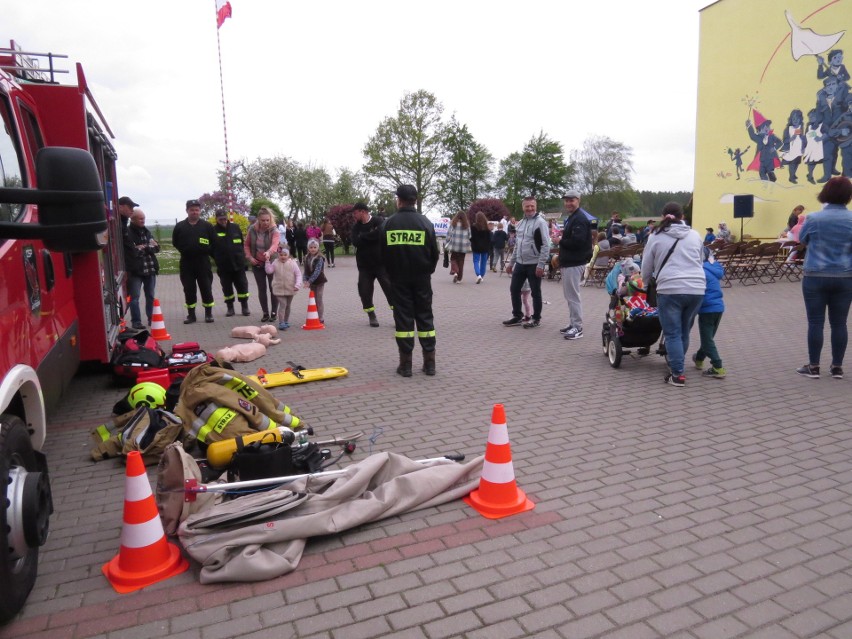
left=816, top=49, right=850, bottom=91
left=802, top=108, right=825, bottom=184
left=746, top=114, right=782, bottom=181
left=780, top=109, right=805, bottom=183
left=817, top=75, right=846, bottom=181
left=726, top=146, right=750, bottom=179
left=732, top=13, right=848, bottom=186
left=828, top=97, right=852, bottom=177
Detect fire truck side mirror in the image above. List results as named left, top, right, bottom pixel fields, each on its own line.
left=36, top=147, right=107, bottom=252
left=0, top=147, right=107, bottom=252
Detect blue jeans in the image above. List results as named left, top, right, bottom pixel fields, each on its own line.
left=657, top=293, right=703, bottom=375
left=802, top=276, right=852, bottom=366
left=127, top=273, right=157, bottom=326
left=473, top=252, right=488, bottom=278
left=509, top=264, right=543, bottom=321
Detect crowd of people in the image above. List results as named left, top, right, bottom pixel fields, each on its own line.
left=120, top=175, right=852, bottom=385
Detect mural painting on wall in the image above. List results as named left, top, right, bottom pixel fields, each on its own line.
left=725, top=8, right=848, bottom=187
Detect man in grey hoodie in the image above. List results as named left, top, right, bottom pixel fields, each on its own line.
left=640, top=202, right=706, bottom=387
left=503, top=196, right=551, bottom=328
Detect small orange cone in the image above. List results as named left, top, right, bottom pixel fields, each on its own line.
left=149, top=299, right=171, bottom=342
left=102, top=451, right=188, bottom=593
left=302, top=290, right=324, bottom=330
left=464, top=404, right=534, bottom=519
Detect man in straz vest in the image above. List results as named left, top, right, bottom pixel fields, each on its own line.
left=381, top=184, right=440, bottom=377
left=212, top=210, right=251, bottom=316
left=172, top=199, right=216, bottom=324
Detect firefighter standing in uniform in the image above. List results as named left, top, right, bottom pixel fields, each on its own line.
left=381, top=184, right=440, bottom=377
left=172, top=199, right=216, bottom=324
left=212, top=210, right=251, bottom=317
left=351, top=201, right=393, bottom=327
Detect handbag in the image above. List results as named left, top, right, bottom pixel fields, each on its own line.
left=443, top=250, right=449, bottom=268
left=646, top=238, right=680, bottom=307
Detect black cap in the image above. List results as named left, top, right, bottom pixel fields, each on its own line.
left=216, top=210, right=229, bottom=218
left=352, top=202, right=369, bottom=212
left=118, top=196, right=139, bottom=207
left=396, top=184, right=418, bottom=202
left=186, top=199, right=201, bottom=209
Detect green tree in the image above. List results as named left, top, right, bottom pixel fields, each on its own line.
left=496, top=131, right=572, bottom=216
left=434, top=116, right=493, bottom=215
left=362, top=90, right=445, bottom=213
left=569, top=135, right=637, bottom=216
left=330, top=168, right=370, bottom=207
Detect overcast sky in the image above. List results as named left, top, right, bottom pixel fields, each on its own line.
left=7, top=1, right=710, bottom=222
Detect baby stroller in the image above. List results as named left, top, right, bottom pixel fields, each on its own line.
left=601, top=257, right=667, bottom=368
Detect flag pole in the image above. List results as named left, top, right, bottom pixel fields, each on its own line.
left=214, top=0, right=235, bottom=219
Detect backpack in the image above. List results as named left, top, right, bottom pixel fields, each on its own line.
left=111, top=329, right=166, bottom=384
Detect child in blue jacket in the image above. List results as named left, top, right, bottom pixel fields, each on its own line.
left=692, top=247, right=726, bottom=378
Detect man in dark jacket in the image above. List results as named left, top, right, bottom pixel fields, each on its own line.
left=558, top=190, right=594, bottom=341
left=172, top=199, right=216, bottom=324
left=123, top=208, right=160, bottom=329
left=381, top=185, right=440, bottom=377
left=351, top=202, right=393, bottom=327
left=212, top=210, right=251, bottom=316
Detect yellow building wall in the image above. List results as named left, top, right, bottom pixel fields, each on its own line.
left=695, top=0, right=851, bottom=239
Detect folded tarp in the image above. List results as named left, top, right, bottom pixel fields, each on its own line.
left=176, top=451, right=483, bottom=583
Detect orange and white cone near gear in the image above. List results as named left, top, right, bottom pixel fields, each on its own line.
left=464, top=403, right=535, bottom=519
left=102, top=451, right=188, bottom=593
left=302, top=290, right=324, bottom=330
left=150, top=298, right=171, bottom=342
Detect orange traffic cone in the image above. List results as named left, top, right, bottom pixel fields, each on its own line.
left=464, top=404, right=534, bottom=519
left=102, top=451, right=188, bottom=593
left=150, top=299, right=171, bottom=341
left=302, top=290, right=324, bottom=330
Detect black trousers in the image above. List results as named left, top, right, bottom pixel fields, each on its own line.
left=179, top=257, right=214, bottom=309
left=251, top=265, right=278, bottom=315
left=217, top=267, right=250, bottom=304
left=390, top=278, right=435, bottom=354
left=357, top=267, right=393, bottom=313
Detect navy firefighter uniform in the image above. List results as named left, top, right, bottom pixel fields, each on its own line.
left=212, top=212, right=251, bottom=316
left=172, top=210, right=216, bottom=323
left=381, top=185, right=440, bottom=376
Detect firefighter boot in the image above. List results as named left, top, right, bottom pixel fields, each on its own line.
left=368, top=311, right=379, bottom=327
left=183, top=309, right=196, bottom=325
left=205, top=307, right=214, bottom=323
left=225, top=302, right=235, bottom=317
left=241, top=300, right=251, bottom=316
left=396, top=352, right=413, bottom=378
left=422, top=350, right=436, bottom=376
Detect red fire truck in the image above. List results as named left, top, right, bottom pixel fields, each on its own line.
left=0, top=41, right=123, bottom=622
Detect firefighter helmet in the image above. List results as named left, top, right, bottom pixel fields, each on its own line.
left=127, top=382, right=167, bottom=408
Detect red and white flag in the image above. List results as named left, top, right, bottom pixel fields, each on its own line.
left=216, top=0, right=232, bottom=29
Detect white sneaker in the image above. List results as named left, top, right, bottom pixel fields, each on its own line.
left=563, top=327, right=583, bottom=340
left=476, top=275, right=482, bottom=284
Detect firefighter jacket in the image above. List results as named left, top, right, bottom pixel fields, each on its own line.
left=90, top=407, right=183, bottom=465
left=381, top=206, right=440, bottom=282
left=212, top=221, right=247, bottom=272
left=175, top=363, right=304, bottom=446
left=172, top=218, right=216, bottom=259
left=352, top=214, right=385, bottom=271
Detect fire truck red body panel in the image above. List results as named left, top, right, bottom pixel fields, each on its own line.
left=0, top=46, right=124, bottom=411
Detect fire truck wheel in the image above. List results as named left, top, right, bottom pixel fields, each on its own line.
left=0, top=415, right=44, bottom=624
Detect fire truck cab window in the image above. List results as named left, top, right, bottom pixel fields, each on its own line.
left=0, top=94, right=25, bottom=223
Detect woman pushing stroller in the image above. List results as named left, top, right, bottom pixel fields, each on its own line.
left=640, top=202, right=706, bottom=387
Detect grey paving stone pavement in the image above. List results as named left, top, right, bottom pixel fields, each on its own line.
left=3, top=255, right=852, bottom=639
